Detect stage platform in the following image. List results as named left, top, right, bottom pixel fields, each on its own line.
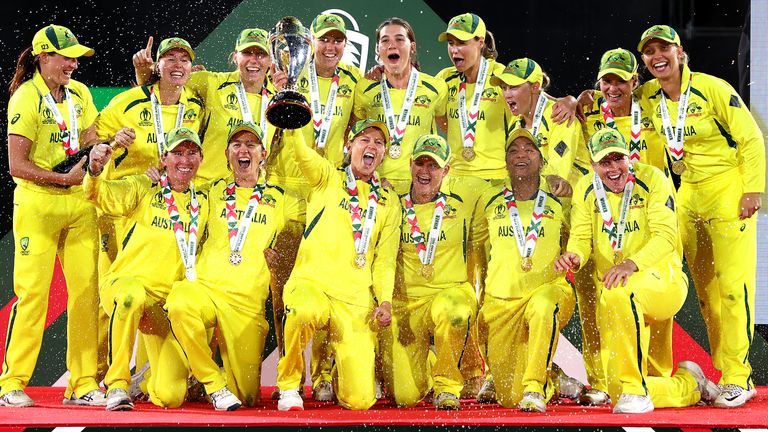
left=0, top=387, right=766, bottom=431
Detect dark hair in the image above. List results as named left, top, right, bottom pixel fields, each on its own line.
left=480, top=30, right=498, bottom=60
left=375, top=17, right=421, bottom=71
left=9, top=47, right=38, bottom=95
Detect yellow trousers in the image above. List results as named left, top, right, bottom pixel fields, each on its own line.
left=381, top=286, right=477, bottom=405
left=478, top=281, right=575, bottom=408
left=277, top=283, right=377, bottom=410
left=0, top=187, right=100, bottom=399
left=678, top=168, right=756, bottom=389
left=101, top=277, right=188, bottom=408
left=166, top=281, right=268, bottom=406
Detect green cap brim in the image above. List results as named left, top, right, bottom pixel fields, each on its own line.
left=597, top=68, right=635, bottom=82
left=349, top=121, right=390, bottom=144
left=158, top=46, right=196, bottom=62
left=591, top=147, right=629, bottom=163
left=490, top=74, right=527, bottom=88
left=235, top=41, right=269, bottom=53
left=506, top=128, right=541, bottom=152
left=637, top=35, right=679, bottom=52
left=57, top=44, right=95, bottom=58
left=437, top=29, right=474, bottom=42
left=228, top=123, right=264, bottom=143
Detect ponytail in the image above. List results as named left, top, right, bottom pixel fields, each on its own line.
left=480, top=31, right=498, bottom=60
left=9, top=47, right=37, bottom=96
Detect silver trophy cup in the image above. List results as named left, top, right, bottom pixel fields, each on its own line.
left=266, top=16, right=313, bottom=129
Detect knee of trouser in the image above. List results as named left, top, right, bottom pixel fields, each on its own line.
left=599, top=287, right=632, bottom=312
left=431, top=295, right=473, bottom=328
left=283, top=296, right=323, bottom=327
left=151, top=382, right=187, bottom=408
left=165, top=283, right=200, bottom=322
left=526, top=293, right=561, bottom=319
left=111, top=280, right=147, bottom=317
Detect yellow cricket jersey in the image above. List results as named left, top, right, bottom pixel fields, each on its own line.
left=268, top=63, right=361, bottom=186
left=287, top=131, right=401, bottom=307
left=479, top=179, right=569, bottom=299
left=83, top=173, right=209, bottom=300
left=568, top=163, right=682, bottom=278
left=397, top=182, right=488, bottom=299
left=353, top=72, right=447, bottom=181
left=94, top=83, right=204, bottom=180
left=185, top=70, right=277, bottom=184
left=436, top=60, right=512, bottom=180
left=510, top=99, right=586, bottom=184
left=582, top=91, right=668, bottom=174
left=7, top=71, right=98, bottom=194
left=637, top=64, right=765, bottom=192
left=194, top=176, right=304, bottom=315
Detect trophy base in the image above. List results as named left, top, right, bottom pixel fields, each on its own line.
left=266, top=90, right=312, bottom=129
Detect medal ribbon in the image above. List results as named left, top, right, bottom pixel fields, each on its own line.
left=308, top=61, right=340, bottom=150
left=345, top=166, right=381, bottom=255
left=458, top=56, right=489, bottom=151
left=601, top=98, right=642, bottom=163
left=502, top=187, right=547, bottom=259
left=233, top=80, right=268, bottom=143
left=225, top=180, right=265, bottom=255
left=403, top=192, right=446, bottom=265
left=529, top=92, right=549, bottom=137
left=659, top=73, right=692, bottom=163
left=159, top=173, right=199, bottom=279
left=42, top=88, right=79, bottom=155
left=150, top=87, right=186, bottom=158
left=592, top=165, right=636, bottom=254
left=381, top=67, right=420, bottom=147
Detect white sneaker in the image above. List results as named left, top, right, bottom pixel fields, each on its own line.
left=210, top=386, right=241, bottom=411
left=476, top=377, right=497, bottom=403
left=579, top=388, right=611, bottom=406
left=714, top=384, right=753, bottom=408
left=433, top=392, right=460, bottom=410
left=519, top=392, right=546, bottom=412
left=129, top=362, right=150, bottom=402
left=0, top=390, right=34, bottom=407
left=106, top=388, right=134, bottom=411
left=313, top=380, right=334, bottom=402
left=677, top=361, right=720, bottom=403
left=557, top=368, right=585, bottom=400
left=63, top=389, right=107, bottom=406
left=277, top=389, right=304, bottom=411
left=613, top=393, right=654, bottom=414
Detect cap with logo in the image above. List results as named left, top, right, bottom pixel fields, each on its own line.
left=32, top=24, right=94, bottom=58
left=506, top=128, right=541, bottom=153
left=412, top=134, right=451, bottom=168
left=637, top=25, right=681, bottom=52
left=311, top=13, right=347, bottom=38
left=235, top=28, right=269, bottom=53
left=228, top=121, right=269, bottom=155
left=165, top=127, right=202, bottom=154
left=156, top=37, right=195, bottom=62
left=348, top=118, right=390, bottom=144
left=588, top=128, right=629, bottom=162
left=597, top=48, right=638, bottom=81
left=437, top=13, right=486, bottom=42
left=490, top=58, right=543, bottom=88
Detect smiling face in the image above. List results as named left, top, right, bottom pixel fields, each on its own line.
left=314, top=30, right=346, bottom=73
left=161, top=141, right=202, bottom=187
left=226, top=130, right=265, bottom=182
left=410, top=155, right=449, bottom=199
left=376, top=24, right=415, bottom=76
left=347, top=127, right=387, bottom=181
left=157, top=48, right=192, bottom=88
left=592, top=152, right=630, bottom=193
left=502, top=82, right=538, bottom=117
left=506, top=137, right=543, bottom=181
left=599, top=73, right=637, bottom=113
left=446, top=34, right=483, bottom=74
left=39, top=52, right=79, bottom=87
left=641, top=40, right=683, bottom=81
left=234, top=46, right=270, bottom=86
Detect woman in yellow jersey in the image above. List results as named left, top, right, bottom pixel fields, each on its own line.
left=353, top=17, right=447, bottom=195
left=275, top=120, right=400, bottom=411
left=0, top=24, right=105, bottom=408
left=476, top=128, right=575, bottom=412
left=166, top=122, right=303, bottom=411
left=85, top=127, right=209, bottom=411
left=491, top=58, right=586, bottom=188
left=380, top=134, right=483, bottom=410
left=636, top=25, right=765, bottom=408
left=556, top=128, right=720, bottom=414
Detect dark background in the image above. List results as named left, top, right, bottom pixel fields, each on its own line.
left=0, top=0, right=751, bottom=234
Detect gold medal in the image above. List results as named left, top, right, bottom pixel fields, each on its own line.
left=462, top=147, right=476, bottom=161
left=613, top=251, right=624, bottom=265
left=521, top=257, right=533, bottom=272
left=421, top=264, right=435, bottom=280
left=671, top=160, right=686, bottom=175
left=388, top=145, right=401, bottom=159
left=354, top=253, right=367, bottom=268
left=229, top=252, right=242, bottom=266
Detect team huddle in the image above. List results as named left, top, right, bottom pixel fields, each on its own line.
left=2, top=10, right=764, bottom=416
